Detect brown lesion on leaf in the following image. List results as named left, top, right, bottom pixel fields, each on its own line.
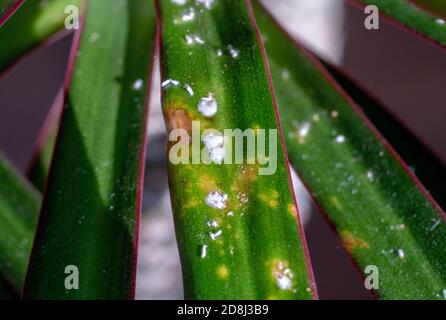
left=230, top=165, right=257, bottom=193
left=341, top=231, right=369, bottom=253
left=166, top=106, right=192, bottom=134
left=229, top=165, right=258, bottom=210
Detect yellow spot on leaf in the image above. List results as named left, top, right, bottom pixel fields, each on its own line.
left=184, top=198, right=200, bottom=209
left=287, top=204, right=298, bottom=217
left=199, top=175, right=218, bottom=193
left=217, top=265, right=229, bottom=279
left=341, top=231, right=369, bottom=253
left=331, top=196, right=342, bottom=209
left=260, top=190, right=279, bottom=208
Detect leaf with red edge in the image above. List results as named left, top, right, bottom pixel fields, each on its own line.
left=254, top=1, right=446, bottom=299
left=157, top=0, right=316, bottom=299
left=23, top=0, right=157, bottom=299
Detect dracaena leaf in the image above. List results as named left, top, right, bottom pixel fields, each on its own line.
left=0, top=152, right=40, bottom=296
left=254, top=1, right=446, bottom=299
left=0, top=0, right=82, bottom=73
left=23, top=0, right=156, bottom=299
left=157, top=0, right=316, bottom=300
left=327, top=65, right=446, bottom=212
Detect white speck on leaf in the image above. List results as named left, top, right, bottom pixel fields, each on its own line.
left=161, top=79, right=181, bottom=88
left=203, top=132, right=224, bottom=149
left=205, top=191, right=228, bottom=210
left=200, top=244, right=207, bottom=258
left=132, top=79, right=143, bottom=91
left=209, top=147, right=225, bottom=164
left=196, top=0, right=215, bottom=9
left=282, top=69, right=290, bottom=80
left=335, top=135, right=345, bottom=143
left=431, top=219, right=441, bottom=231
left=207, top=220, right=219, bottom=228
left=210, top=229, right=222, bottom=240
left=184, top=84, right=194, bottom=96
left=89, top=32, right=99, bottom=43
left=181, top=8, right=195, bottom=21
left=298, top=122, right=311, bottom=138
left=198, top=93, right=218, bottom=117
left=227, top=45, right=239, bottom=58
left=398, top=249, right=405, bottom=259
left=273, top=262, right=294, bottom=291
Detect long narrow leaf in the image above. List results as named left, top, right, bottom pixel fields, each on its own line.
left=254, top=2, right=446, bottom=299
left=0, top=0, right=81, bottom=72
left=327, top=65, right=446, bottom=212
left=157, top=0, right=316, bottom=300
left=352, top=0, right=446, bottom=48
left=23, top=0, right=156, bottom=299
left=0, top=152, right=39, bottom=296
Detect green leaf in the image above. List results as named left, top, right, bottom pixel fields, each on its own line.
left=23, top=0, right=156, bottom=299
left=327, top=65, right=446, bottom=212
left=0, top=0, right=81, bottom=72
left=0, top=152, right=40, bottom=295
left=411, top=0, right=446, bottom=17
left=157, top=0, right=316, bottom=300
left=254, top=2, right=446, bottom=299
left=356, top=0, right=446, bottom=48
left=0, top=0, right=24, bottom=27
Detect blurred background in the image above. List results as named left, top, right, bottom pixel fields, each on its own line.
left=0, top=0, right=445, bottom=299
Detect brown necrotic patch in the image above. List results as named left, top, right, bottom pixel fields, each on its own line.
left=166, top=107, right=192, bottom=133
left=341, top=231, right=369, bottom=253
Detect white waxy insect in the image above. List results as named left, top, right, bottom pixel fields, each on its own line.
left=198, top=93, right=218, bottom=117
left=200, top=244, right=207, bottom=258
left=335, top=135, right=346, bottom=143
left=132, top=79, right=143, bottom=91
left=205, top=191, right=228, bottom=210
left=210, top=230, right=222, bottom=240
